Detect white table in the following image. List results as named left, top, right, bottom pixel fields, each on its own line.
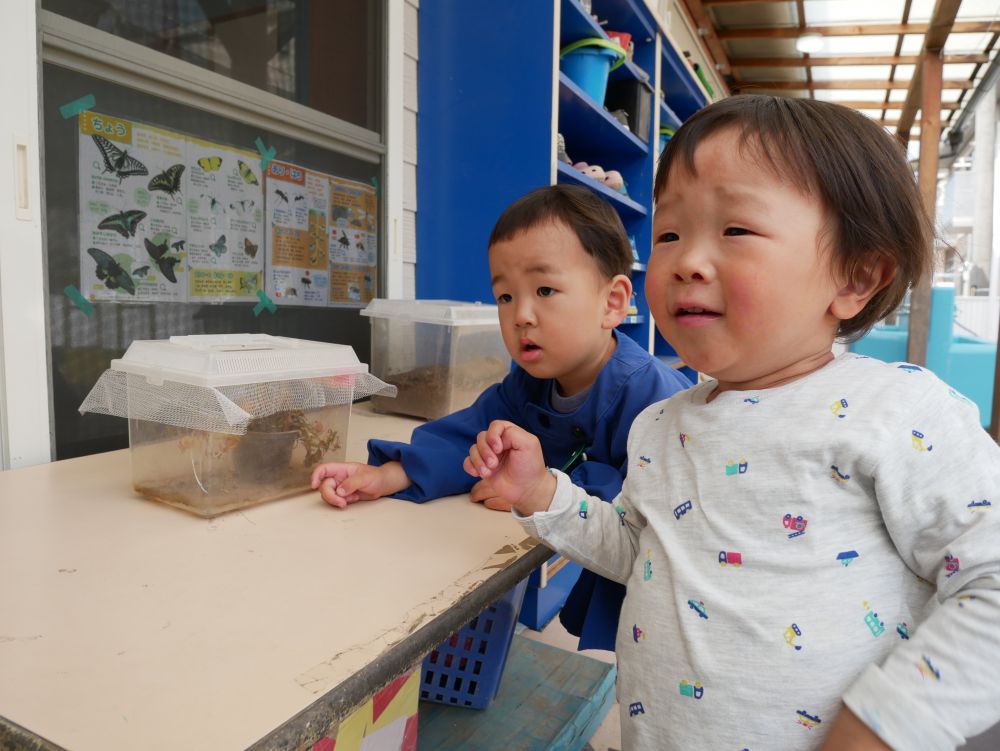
left=0, top=404, right=548, bottom=750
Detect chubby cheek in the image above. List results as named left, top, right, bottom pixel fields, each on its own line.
left=723, top=273, right=766, bottom=334
left=497, top=313, right=519, bottom=354
left=644, top=266, right=669, bottom=320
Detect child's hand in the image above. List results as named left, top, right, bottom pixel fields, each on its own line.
left=310, top=461, right=409, bottom=508
left=464, top=421, right=555, bottom=516
left=469, top=478, right=513, bottom=512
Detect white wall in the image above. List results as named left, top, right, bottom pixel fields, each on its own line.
left=0, top=0, right=51, bottom=469
left=402, top=0, right=418, bottom=299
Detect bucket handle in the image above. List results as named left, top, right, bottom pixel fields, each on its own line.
left=559, top=37, right=627, bottom=72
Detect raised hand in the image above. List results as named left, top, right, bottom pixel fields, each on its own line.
left=464, top=420, right=556, bottom=516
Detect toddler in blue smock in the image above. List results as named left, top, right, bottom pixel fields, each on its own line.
left=311, top=184, right=691, bottom=651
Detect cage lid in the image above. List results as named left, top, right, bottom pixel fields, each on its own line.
left=78, top=334, right=396, bottom=435
left=360, top=299, right=500, bottom=326
left=109, top=334, right=368, bottom=387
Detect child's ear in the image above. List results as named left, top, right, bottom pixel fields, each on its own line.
left=829, top=256, right=897, bottom=321
left=603, top=274, right=633, bottom=329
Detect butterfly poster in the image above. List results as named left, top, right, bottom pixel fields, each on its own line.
left=186, top=137, right=264, bottom=302
left=264, top=160, right=334, bottom=307
left=78, top=111, right=263, bottom=304
left=78, top=111, right=186, bottom=302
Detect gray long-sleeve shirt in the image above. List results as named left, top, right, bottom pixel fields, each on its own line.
left=518, top=354, right=1000, bottom=750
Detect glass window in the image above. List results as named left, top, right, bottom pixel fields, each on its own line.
left=42, top=0, right=383, bottom=133
left=42, top=64, right=381, bottom=459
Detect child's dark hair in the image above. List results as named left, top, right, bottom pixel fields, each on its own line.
left=488, top=184, right=633, bottom=279
left=654, top=95, right=933, bottom=341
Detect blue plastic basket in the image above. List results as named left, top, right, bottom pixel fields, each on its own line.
left=420, top=577, right=529, bottom=709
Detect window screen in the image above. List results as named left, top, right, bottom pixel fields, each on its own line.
left=43, top=64, right=381, bottom=459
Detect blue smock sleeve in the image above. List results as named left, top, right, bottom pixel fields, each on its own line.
left=366, top=377, right=519, bottom=502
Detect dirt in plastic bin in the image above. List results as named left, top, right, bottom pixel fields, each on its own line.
left=372, top=357, right=508, bottom=420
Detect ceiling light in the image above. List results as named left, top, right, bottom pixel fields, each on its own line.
left=796, top=33, right=824, bottom=54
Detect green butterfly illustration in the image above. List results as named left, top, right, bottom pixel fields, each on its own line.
left=133, top=265, right=150, bottom=278
left=144, top=237, right=182, bottom=283
left=210, top=234, right=228, bottom=257
left=92, top=135, right=148, bottom=182
left=237, top=160, right=259, bottom=186
left=148, top=164, right=185, bottom=196
left=97, top=209, right=146, bottom=238
left=88, top=247, right=135, bottom=295
left=197, top=155, right=222, bottom=173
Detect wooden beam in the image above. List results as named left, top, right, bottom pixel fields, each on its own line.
left=681, top=0, right=734, bottom=78
left=907, top=50, right=944, bottom=367
left=737, top=80, right=971, bottom=90
left=897, top=1, right=962, bottom=149
left=730, top=54, right=987, bottom=67
left=884, top=1, right=915, bottom=123
left=717, top=21, right=993, bottom=40
left=792, top=0, right=815, bottom=99
left=828, top=100, right=960, bottom=110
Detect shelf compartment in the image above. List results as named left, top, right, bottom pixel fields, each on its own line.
left=659, top=98, right=681, bottom=131
left=557, top=161, right=647, bottom=218
left=560, top=0, right=605, bottom=43
left=592, top=0, right=656, bottom=41
left=660, top=41, right=707, bottom=121
left=559, top=73, right=649, bottom=159
left=560, top=0, right=651, bottom=87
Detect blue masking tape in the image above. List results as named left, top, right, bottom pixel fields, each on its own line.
left=59, top=94, right=96, bottom=119
left=64, top=285, right=94, bottom=317
left=253, top=289, right=277, bottom=316
left=255, top=137, right=277, bottom=171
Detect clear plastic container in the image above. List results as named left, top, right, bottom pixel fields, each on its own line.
left=361, top=299, right=510, bottom=420
left=128, top=402, right=349, bottom=517
left=79, top=334, right=393, bottom=517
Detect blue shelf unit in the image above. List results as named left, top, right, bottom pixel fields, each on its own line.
left=417, top=0, right=707, bottom=358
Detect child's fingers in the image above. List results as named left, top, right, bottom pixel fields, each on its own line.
left=335, top=473, right=368, bottom=499
left=473, top=432, right=500, bottom=471
left=319, top=478, right=347, bottom=508
left=311, top=462, right=347, bottom=489
left=311, top=463, right=331, bottom=488
left=466, top=444, right=491, bottom=478
left=485, top=420, right=517, bottom=454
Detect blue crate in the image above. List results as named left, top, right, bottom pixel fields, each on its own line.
left=420, top=577, right=529, bottom=709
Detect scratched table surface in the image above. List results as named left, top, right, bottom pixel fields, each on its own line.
left=0, top=403, right=546, bottom=751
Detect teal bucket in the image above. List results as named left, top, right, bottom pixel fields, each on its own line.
left=560, top=39, right=626, bottom=106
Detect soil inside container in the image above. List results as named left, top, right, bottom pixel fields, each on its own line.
left=373, top=357, right=508, bottom=420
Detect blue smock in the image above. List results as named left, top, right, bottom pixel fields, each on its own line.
left=368, top=332, right=691, bottom=650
